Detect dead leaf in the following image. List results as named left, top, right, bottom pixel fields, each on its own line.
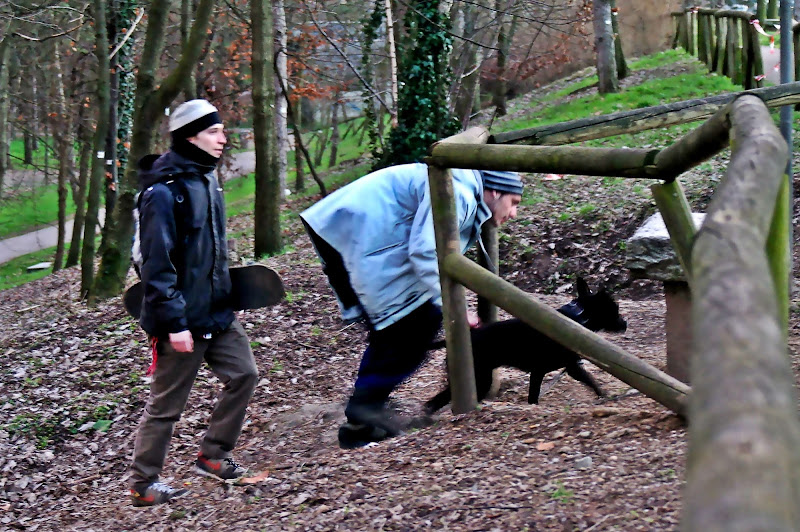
left=235, top=469, right=270, bottom=485
left=536, top=441, right=556, bottom=451
left=592, top=407, right=622, bottom=417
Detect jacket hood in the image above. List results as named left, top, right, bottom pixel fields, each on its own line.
left=138, top=150, right=216, bottom=189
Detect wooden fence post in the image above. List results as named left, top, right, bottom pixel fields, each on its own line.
left=651, top=180, right=697, bottom=278
left=672, top=12, right=683, bottom=49
left=683, top=94, right=800, bottom=531
left=714, top=13, right=726, bottom=74
left=427, top=126, right=490, bottom=414
left=746, top=18, right=764, bottom=88
left=428, top=165, right=477, bottom=414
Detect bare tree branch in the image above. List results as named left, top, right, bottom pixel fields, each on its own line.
left=300, top=0, right=394, bottom=118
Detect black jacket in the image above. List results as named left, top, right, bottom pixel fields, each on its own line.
left=137, top=149, right=233, bottom=337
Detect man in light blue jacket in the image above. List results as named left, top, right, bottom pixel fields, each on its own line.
left=300, top=163, right=522, bottom=448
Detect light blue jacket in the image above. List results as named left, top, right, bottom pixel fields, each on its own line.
left=300, top=163, right=492, bottom=330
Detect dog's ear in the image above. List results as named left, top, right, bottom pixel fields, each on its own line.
left=576, top=277, right=591, bottom=298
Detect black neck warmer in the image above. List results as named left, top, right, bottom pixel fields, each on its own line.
left=171, top=137, right=220, bottom=168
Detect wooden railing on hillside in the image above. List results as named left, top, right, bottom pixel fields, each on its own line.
left=426, top=94, right=799, bottom=528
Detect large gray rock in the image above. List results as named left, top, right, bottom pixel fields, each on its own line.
left=625, top=212, right=705, bottom=282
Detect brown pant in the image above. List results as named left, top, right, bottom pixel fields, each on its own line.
left=129, top=319, right=258, bottom=489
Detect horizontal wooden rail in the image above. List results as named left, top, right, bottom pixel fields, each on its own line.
left=490, top=83, right=800, bottom=146
left=431, top=99, right=739, bottom=183
left=442, top=253, right=690, bottom=417
left=427, top=144, right=659, bottom=178
left=683, top=95, right=799, bottom=530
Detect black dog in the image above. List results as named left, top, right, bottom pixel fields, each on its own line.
left=424, top=278, right=627, bottom=413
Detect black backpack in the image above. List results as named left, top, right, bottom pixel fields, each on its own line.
left=131, top=178, right=190, bottom=278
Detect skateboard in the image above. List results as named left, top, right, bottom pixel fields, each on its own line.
left=123, top=264, right=285, bottom=320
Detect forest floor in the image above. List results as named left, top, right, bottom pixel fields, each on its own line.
left=2, top=57, right=800, bottom=531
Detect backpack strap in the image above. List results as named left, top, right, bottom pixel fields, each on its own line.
left=163, top=178, right=191, bottom=237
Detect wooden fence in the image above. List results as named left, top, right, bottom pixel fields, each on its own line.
left=673, top=6, right=800, bottom=91
left=673, top=7, right=769, bottom=89
left=426, top=93, right=799, bottom=528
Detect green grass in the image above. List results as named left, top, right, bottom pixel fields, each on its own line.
left=0, top=245, right=64, bottom=290
left=497, top=69, right=740, bottom=134
left=9, top=138, right=53, bottom=169
left=0, top=185, right=75, bottom=239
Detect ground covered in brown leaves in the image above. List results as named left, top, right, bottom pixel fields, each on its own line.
left=3, top=58, right=800, bottom=531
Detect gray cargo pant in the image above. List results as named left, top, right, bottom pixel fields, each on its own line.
left=129, top=319, right=258, bottom=489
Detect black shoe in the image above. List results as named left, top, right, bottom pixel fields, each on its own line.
left=344, top=403, right=402, bottom=435
left=194, top=454, right=251, bottom=482
left=130, top=482, right=188, bottom=507
left=338, top=422, right=394, bottom=449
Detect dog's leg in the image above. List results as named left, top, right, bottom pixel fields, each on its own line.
left=485, top=368, right=502, bottom=400
left=527, top=370, right=546, bottom=404
left=566, top=362, right=604, bottom=398
left=424, top=387, right=452, bottom=414
left=475, top=370, right=494, bottom=402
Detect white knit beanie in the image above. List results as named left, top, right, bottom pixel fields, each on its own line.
left=169, top=99, right=221, bottom=140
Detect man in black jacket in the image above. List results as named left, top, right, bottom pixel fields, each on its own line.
left=128, top=99, right=258, bottom=507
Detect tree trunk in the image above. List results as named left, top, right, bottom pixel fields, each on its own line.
left=594, top=0, right=619, bottom=94
left=92, top=0, right=216, bottom=300
left=611, top=0, right=628, bottom=79
left=273, top=0, right=289, bottom=200
left=52, top=42, right=74, bottom=273
left=252, top=0, right=281, bottom=257
left=294, top=112, right=305, bottom=193
left=491, top=0, right=508, bottom=116
left=313, top=122, right=329, bottom=167
left=181, top=0, right=197, bottom=99
left=385, top=0, right=399, bottom=125
left=66, top=121, right=92, bottom=269
left=328, top=99, right=340, bottom=168
left=81, top=0, right=112, bottom=300
left=453, top=1, right=482, bottom=126
left=100, top=53, right=120, bottom=255
left=23, top=131, right=34, bottom=165
left=0, top=31, right=12, bottom=199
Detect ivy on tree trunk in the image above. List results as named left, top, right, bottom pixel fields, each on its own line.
left=81, top=0, right=111, bottom=301
left=380, top=0, right=459, bottom=167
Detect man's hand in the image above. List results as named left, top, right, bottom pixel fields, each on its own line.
left=169, top=330, right=194, bottom=352
left=467, top=311, right=481, bottom=329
